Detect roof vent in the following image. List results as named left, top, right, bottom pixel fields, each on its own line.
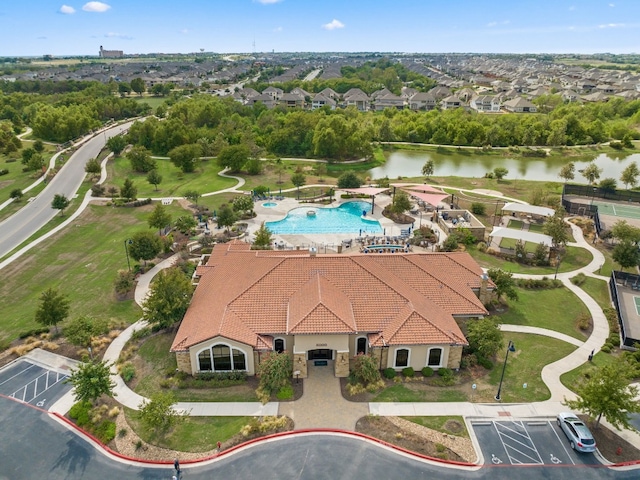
left=309, top=247, right=317, bottom=257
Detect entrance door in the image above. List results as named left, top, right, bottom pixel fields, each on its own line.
left=308, top=349, right=332, bottom=360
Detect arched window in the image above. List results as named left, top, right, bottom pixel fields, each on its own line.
left=427, top=348, right=443, bottom=368
left=274, top=338, right=285, bottom=353
left=356, top=337, right=367, bottom=355
left=198, top=344, right=247, bottom=372
left=394, top=348, right=409, bottom=368
left=198, top=350, right=212, bottom=371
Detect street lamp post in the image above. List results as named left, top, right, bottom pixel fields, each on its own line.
left=124, top=239, right=132, bottom=271
left=554, top=252, right=563, bottom=280
left=495, top=340, right=516, bottom=401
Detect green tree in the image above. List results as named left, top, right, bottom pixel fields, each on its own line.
left=612, top=240, right=640, bottom=270
left=146, top=169, right=162, bottom=191
left=582, top=162, right=602, bottom=185
left=64, top=315, right=108, bottom=348
left=84, top=158, right=101, bottom=179
left=148, top=203, right=171, bottom=235
left=337, top=171, right=362, bottom=189
left=35, top=287, right=70, bottom=333
left=218, top=144, right=250, bottom=172
left=487, top=268, right=518, bottom=302
left=315, top=162, right=327, bottom=181
left=558, top=162, right=575, bottom=183
left=543, top=213, right=569, bottom=248
left=130, top=77, right=146, bottom=96
left=21, top=147, right=35, bottom=164
left=33, top=139, right=44, bottom=153
left=51, top=193, right=71, bottom=216
left=106, top=135, right=126, bottom=156
left=169, top=143, right=202, bottom=173
left=256, top=351, right=293, bottom=403
left=128, top=230, right=162, bottom=266
left=120, top=178, right=137, bottom=200
left=183, top=189, right=201, bottom=205
left=253, top=222, right=273, bottom=249
left=65, top=360, right=116, bottom=403
left=175, top=215, right=197, bottom=234
left=466, top=317, right=504, bottom=359
left=127, top=145, right=156, bottom=173
left=10, top=188, right=23, bottom=201
left=291, top=172, right=306, bottom=199
left=598, top=177, right=617, bottom=192
left=620, top=162, right=640, bottom=190
left=138, top=392, right=185, bottom=439
left=216, top=204, right=237, bottom=232
left=232, top=195, right=254, bottom=216
left=352, top=354, right=381, bottom=386
left=26, top=153, right=45, bottom=172
left=142, top=267, right=194, bottom=328
left=564, top=362, right=640, bottom=430
left=421, top=159, right=435, bottom=179
left=114, top=269, right=136, bottom=297
left=493, top=167, right=509, bottom=180
left=390, top=190, right=411, bottom=214
left=612, top=220, right=640, bottom=244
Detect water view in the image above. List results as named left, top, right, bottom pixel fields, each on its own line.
left=369, top=150, right=640, bottom=183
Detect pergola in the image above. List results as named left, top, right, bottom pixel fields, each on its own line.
left=341, top=186, right=390, bottom=214
left=488, top=226, right=553, bottom=247
left=501, top=202, right=555, bottom=217
left=391, top=183, right=450, bottom=208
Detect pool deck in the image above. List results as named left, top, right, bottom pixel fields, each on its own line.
left=246, top=191, right=444, bottom=253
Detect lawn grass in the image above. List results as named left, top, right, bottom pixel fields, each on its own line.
left=134, top=333, right=259, bottom=402
left=402, top=416, right=469, bottom=438
left=528, top=223, right=544, bottom=233
left=372, top=384, right=468, bottom=403
left=105, top=155, right=236, bottom=198
left=498, top=237, right=539, bottom=253
left=507, top=219, right=524, bottom=229
left=487, top=333, right=577, bottom=403
left=132, top=96, right=168, bottom=111
left=559, top=351, right=618, bottom=392
left=0, top=202, right=187, bottom=344
left=124, top=407, right=249, bottom=452
left=495, top=286, right=589, bottom=340
left=468, top=244, right=593, bottom=275
left=576, top=276, right=612, bottom=310
left=0, top=144, right=58, bottom=202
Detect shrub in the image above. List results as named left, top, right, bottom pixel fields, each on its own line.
left=93, top=420, right=116, bottom=444
left=346, top=383, right=367, bottom=396
left=18, top=326, right=49, bottom=339
left=576, top=313, right=591, bottom=331
left=477, top=241, right=488, bottom=252
left=477, top=356, right=494, bottom=369
left=69, top=401, right=92, bottom=427
left=352, top=354, right=382, bottom=385
left=120, top=362, right=136, bottom=382
left=421, top=366, right=434, bottom=377
left=470, top=202, right=486, bottom=215
left=383, top=368, right=396, bottom=379
left=91, top=184, right=105, bottom=197
left=276, top=384, right=294, bottom=400
left=601, top=344, right=612, bottom=353
left=437, top=367, right=452, bottom=378
left=118, top=428, right=128, bottom=438
left=402, top=367, right=415, bottom=378
left=0, top=168, right=9, bottom=176
left=130, top=326, right=152, bottom=342
left=571, top=273, right=587, bottom=286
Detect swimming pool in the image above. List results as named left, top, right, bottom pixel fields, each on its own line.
left=262, top=202, right=277, bottom=208
left=266, top=201, right=382, bottom=235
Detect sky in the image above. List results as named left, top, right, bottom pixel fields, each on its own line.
left=1, top=0, right=639, bottom=57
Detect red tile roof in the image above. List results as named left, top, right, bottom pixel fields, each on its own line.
left=171, top=245, right=490, bottom=352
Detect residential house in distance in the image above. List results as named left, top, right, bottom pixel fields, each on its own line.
left=440, top=94, right=464, bottom=110
left=470, top=95, right=501, bottom=112
left=561, top=90, right=580, bottom=103
left=279, top=92, right=305, bottom=108
left=503, top=96, right=537, bottom=113
left=263, top=86, right=284, bottom=101
left=343, top=88, right=371, bottom=111
left=408, top=92, right=437, bottom=111
left=246, top=93, right=276, bottom=109
left=311, top=93, right=337, bottom=110
left=171, top=242, right=493, bottom=378
left=373, top=93, right=405, bottom=111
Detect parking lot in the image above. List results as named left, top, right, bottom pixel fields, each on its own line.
left=472, top=419, right=600, bottom=466
left=0, top=358, right=72, bottom=409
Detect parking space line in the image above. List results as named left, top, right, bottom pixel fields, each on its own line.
left=0, top=363, right=35, bottom=387
left=494, top=421, right=543, bottom=465
left=10, top=370, right=68, bottom=404
left=548, top=420, right=576, bottom=465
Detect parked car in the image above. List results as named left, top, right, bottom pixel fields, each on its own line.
left=557, top=412, right=597, bottom=453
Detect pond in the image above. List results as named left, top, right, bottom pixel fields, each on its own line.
left=369, top=149, right=640, bottom=183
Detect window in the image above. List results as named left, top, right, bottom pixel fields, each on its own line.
left=356, top=337, right=367, bottom=355
left=274, top=338, right=285, bottom=354
left=232, top=348, right=246, bottom=370
left=395, top=348, right=409, bottom=368
left=212, top=345, right=232, bottom=371
left=427, top=348, right=443, bottom=367
left=198, top=350, right=212, bottom=371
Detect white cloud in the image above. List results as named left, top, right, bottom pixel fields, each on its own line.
left=609, top=3, right=615, bottom=7
left=180, top=29, right=189, bottom=34
left=255, top=0, right=283, bottom=4
left=322, top=19, right=345, bottom=31
left=83, top=2, right=111, bottom=13
left=105, top=32, right=132, bottom=39
left=598, top=22, right=624, bottom=29
left=59, top=5, right=75, bottom=14
left=487, top=21, right=497, bottom=27
left=273, top=26, right=283, bottom=32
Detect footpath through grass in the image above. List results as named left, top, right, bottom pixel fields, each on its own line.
left=560, top=351, right=618, bottom=392
left=0, top=203, right=187, bottom=344
left=496, top=286, right=590, bottom=340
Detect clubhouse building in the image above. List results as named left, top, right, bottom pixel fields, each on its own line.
left=171, top=242, right=494, bottom=378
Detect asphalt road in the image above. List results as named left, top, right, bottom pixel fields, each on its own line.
left=0, top=121, right=133, bottom=259
left=1, top=394, right=638, bottom=480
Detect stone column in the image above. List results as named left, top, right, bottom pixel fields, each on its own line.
left=447, top=345, right=463, bottom=370
left=175, top=351, right=192, bottom=374
left=334, top=351, right=350, bottom=377
left=293, top=353, right=307, bottom=378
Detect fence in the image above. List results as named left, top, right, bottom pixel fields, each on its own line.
left=609, top=271, right=639, bottom=348
left=563, top=184, right=640, bottom=204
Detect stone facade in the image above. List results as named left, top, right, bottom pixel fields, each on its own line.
left=447, top=345, right=463, bottom=370
left=293, top=353, right=308, bottom=378
left=175, top=351, right=191, bottom=373
left=334, top=351, right=350, bottom=377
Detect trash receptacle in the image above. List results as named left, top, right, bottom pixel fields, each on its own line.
left=337, top=245, right=343, bottom=253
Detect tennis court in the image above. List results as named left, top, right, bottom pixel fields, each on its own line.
left=593, top=201, right=640, bottom=220
left=634, top=296, right=640, bottom=315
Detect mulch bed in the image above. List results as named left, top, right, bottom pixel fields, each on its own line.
left=355, top=416, right=464, bottom=462
left=578, top=415, right=640, bottom=464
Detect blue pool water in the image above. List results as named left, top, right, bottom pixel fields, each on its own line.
left=262, top=202, right=277, bottom=208
left=266, top=201, right=382, bottom=235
